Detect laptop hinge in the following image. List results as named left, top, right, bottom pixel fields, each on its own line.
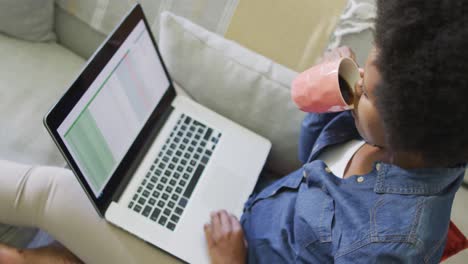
left=111, top=105, right=174, bottom=203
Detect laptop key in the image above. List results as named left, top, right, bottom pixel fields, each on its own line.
left=171, top=194, right=179, bottom=201
left=164, top=208, right=171, bottom=216
left=170, top=215, right=180, bottom=223
left=143, top=206, right=152, bottom=217
left=169, top=179, right=176, bottom=185
left=175, top=207, right=183, bottom=215
left=158, top=201, right=165, bottom=208
left=173, top=173, right=180, bottom=179
left=168, top=163, right=175, bottom=170
left=183, top=164, right=205, bottom=198
left=179, top=180, right=186, bottom=187
left=143, top=190, right=150, bottom=197
left=183, top=138, right=189, bottom=144
left=138, top=198, right=146, bottom=205
left=167, top=150, right=173, bottom=156
left=175, top=187, right=183, bottom=194
left=134, top=205, right=142, bottom=213
left=184, top=153, right=190, bottom=159
left=203, top=128, right=213, bottom=140
left=152, top=191, right=160, bottom=198
left=147, top=183, right=154, bottom=190
left=190, top=160, right=196, bottom=166
left=150, top=208, right=161, bottom=221
left=168, top=201, right=175, bottom=208
left=157, top=184, right=164, bottom=190
left=162, top=193, right=169, bottom=200
left=184, top=116, right=192, bottom=124
left=187, top=132, right=193, bottom=138
left=178, top=198, right=188, bottom=208
left=150, top=177, right=157, bottom=183
left=167, top=222, right=176, bottom=231
left=166, top=186, right=173, bottom=193
left=201, top=156, right=209, bottom=164
left=176, top=150, right=182, bottom=156
left=183, top=173, right=190, bottom=180
left=161, top=177, right=168, bottom=184
left=162, top=156, right=169, bottom=162
left=149, top=198, right=156, bottom=205
left=128, top=202, right=134, bottom=208
left=158, top=216, right=167, bottom=226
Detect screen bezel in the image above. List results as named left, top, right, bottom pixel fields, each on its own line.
left=43, top=4, right=176, bottom=216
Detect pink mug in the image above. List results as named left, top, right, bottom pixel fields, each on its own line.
left=291, top=57, right=360, bottom=113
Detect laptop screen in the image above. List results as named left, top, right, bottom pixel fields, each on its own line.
left=57, top=20, right=170, bottom=197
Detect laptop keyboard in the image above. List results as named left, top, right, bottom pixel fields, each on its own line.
left=128, top=114, right=222, bottom=231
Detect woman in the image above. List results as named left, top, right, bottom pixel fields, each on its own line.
left=1, top=0, right=467, bottom=263
left=204, top=0, right=468, bottom=263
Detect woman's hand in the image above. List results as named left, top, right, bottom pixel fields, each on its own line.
left=204, top=210, right=247, bottom=264
left=317, top=46, right=357, bottom=64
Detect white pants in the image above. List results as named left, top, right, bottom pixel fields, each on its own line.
left=0, top=160, right=181, bottom=264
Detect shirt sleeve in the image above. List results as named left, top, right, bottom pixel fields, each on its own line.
left=298, top=112, right=341, bottom=164
left=334, top=241, right=439, bottom=264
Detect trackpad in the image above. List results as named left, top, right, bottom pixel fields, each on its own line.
left=201, top=165, right=246, bottom=212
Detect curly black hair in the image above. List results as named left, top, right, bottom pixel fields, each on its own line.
left=373, top=0, right=468, bottom=167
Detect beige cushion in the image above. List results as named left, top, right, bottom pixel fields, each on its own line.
left=0, top=0, right=55, bottom=42
left=158, top=12, right=305, bottom=175
left=0, top=33, right=85, bottom=166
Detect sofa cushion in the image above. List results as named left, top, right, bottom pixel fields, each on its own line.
left=0, top=33, right=85, bottom=166
left=158, top=12, right=306, bottom=175
left=0, top=0, right=56, bottom=42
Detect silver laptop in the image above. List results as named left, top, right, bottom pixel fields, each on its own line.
left=44, top=4, right=270, bottom=263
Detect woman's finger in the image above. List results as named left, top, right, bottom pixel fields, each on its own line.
left=229, top=214, right=242, bottom=233
left=204, top=223, right=215, bottom=248
left=210, top=211, right=222, bottom=242
left=339, top=46, right=356, bottom=61
left=219, top=210, right=232, bottom=236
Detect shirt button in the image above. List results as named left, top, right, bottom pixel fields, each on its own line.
left=302, top=170, right=307, bottom=179
left=376, top=163, right=381, bottom=171
left=325, top=167, right=331, bottom=173
left=357, top=176, right=365, bottom=183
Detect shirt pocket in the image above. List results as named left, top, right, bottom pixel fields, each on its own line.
left=295, top=187, right=335, bottom=252
left=370, top=195, right=425, bottom=243
left=245, top=168, right=304, bottom=210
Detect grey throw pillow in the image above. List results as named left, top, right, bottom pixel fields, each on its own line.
left=0, top=0, right=55, bottom=42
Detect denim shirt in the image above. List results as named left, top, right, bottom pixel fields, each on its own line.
left=240, top=111, right=466, bottom=263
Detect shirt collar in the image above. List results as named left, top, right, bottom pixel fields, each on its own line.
left=373, top=161, right=467, bottom=195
